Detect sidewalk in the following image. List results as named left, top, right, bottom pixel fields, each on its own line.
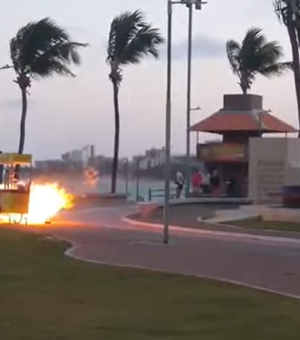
left=129, top=204, right=300, bottom=240
left=125, top=214, right=300, bottom=244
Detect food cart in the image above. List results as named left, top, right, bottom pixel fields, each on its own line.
left=0, top=153, right=32, bottom=224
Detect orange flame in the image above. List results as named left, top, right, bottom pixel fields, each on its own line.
left=0, top=182, right=74, bottom=224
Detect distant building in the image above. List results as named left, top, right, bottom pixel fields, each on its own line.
left=134, top=148, right=166, bottom=170
left=62, top=149, right=83, bottom=164
left=34, top=159, right=65, bottom=171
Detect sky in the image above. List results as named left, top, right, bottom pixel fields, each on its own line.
left=0, top=0, right=298, bottom=160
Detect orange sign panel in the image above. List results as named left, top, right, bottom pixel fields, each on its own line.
left=197, top=143, right=248, bottom=162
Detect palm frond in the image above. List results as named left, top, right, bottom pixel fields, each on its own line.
left=10, top=17, right=86, bottom=83
left=107, top=10, right=164, bottom=70
left=240, top=28, right=266, bottom=71
left=107, top=10, right=145, bottom=64
left=226, top=39, right=241, bottom=75
left=252, top=41, right=283, bottom=72
left=121, top=25, right=164, bottom=65
left=242, top=27, right=266, bottom=49
left=226, top=26, right=290, bottom=92
left=259, top=61, right=293, bottom=77
left=30, top=41, right=86, bottom=78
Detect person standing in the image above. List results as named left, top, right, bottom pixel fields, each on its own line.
left=210, top=169, right=221, bottom=195
left=175, top=171, right=185, bottom=198
left=191, top=169, right=202, bottom=194
left=202, top=170, right=211, bottom=194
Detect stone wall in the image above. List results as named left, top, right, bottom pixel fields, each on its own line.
left=223, top=94, right=263, bottom=110
left=248, top=138, right=300, bottom=204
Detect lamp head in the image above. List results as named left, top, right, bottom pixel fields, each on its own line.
left=181, top=0, right=207, bottom=9
left=195, top=1, right=202, bottom=9
left=181, top=0, right=190, bottom=7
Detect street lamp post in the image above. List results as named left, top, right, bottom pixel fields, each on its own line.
left=184, top=0, right=207, bottom=197
left=190, top=106, right=201, bottom=152
left=163, top=0, right=174, bottom=244
left=122, top=158, right=129, bottom=198
left=135, top=157, right=141, bottom=202
left=163, top=0, right=207, bottom=245
left=185, top=1, right=193, bottom=197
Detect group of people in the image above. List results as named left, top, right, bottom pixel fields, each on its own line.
left=174, top=169, right=221, bottom=198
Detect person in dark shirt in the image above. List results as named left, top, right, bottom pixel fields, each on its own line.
left=210, top=170, right=221, bottom=195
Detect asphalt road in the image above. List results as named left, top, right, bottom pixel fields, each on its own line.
left=51, top=205, right=300, bottom=299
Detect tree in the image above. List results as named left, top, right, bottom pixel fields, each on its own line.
left=10, top=18, right=86, bottom=154
left=274, top=0, right=300, bottom=136
left=226, top=27, right=291, bottom=94
left=106, top=10, right=164, bottom=194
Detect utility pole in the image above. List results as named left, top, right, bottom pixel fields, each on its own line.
left=163, top=0, right=207, bottom=244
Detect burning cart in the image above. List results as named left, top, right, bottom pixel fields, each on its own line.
left=0, top=153, right=32, bottom=224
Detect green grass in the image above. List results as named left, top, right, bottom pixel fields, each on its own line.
left=228, top=217, right=300, bottom=233
left=1, top=229, right=300, bottom=339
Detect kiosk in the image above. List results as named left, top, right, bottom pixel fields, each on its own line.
left=0, top=153, right=32, bottom=223
left=191, top=94, right=297, bottom=197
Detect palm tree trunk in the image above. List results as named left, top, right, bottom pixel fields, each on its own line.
left=288, top=24, right=300, bottom=137
left=111, top=80, right=120, bottom=193
left=240, top=72, right=248, bottom=94
left=18, top=87, right=27, bottom=154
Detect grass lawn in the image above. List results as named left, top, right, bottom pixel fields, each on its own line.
left=228, top=218, right=300, bottom=233
left=1, top=229, right=300, bottom=339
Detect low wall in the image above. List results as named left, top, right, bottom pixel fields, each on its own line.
left=263, top=207, right=300, bottom=223
left=241, top=205, right=300, bottom=223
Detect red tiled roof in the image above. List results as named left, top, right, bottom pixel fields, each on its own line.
left=190, top=110, right=297, bottom=133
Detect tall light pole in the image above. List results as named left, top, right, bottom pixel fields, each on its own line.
left=163, top=0, right=207, bottom=244
left=190, top=106, right=201, bottom=148
left=184, top=0, right=207, bottom=197
left=164, top=0, right=174, bottom=244
left=122, top=157, right=129, bottom=198
left=135, top=157, right=141, bottom=202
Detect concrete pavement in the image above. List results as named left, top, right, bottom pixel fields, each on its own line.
left=52, top=205, right=300, bottom=299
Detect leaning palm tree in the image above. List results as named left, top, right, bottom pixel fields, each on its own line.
left=107, top=10, right=164, bottom=194
left=226, top=27, right=291, bottom=94
left=10, top=18, right=86, bottom=154
left=274, top=0, right=300, bottom=136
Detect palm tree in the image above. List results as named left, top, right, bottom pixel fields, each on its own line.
left=226, top=27, right=291, bottom=94
left=107, top=10, right=164, bottom=194
left=10, top=18, right=86, bottom=154
left=274, top=0, right=300, bottom=136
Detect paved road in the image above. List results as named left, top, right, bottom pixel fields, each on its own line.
left=51, top=205, right=300, bottom=298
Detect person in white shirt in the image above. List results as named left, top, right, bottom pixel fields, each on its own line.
left=174, top=171, right=185, bottom=198
left=202, top=171, right=211, bottom=194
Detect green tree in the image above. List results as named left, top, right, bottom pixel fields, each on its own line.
left=274, top=0, right=300, bottom=136
left=10, top=18, right=86, bottom=154
left=226, top=27, right=291, bottom=94
left=107, top=10, right=164, bottom=194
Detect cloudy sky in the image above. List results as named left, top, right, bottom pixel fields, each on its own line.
left=0, top=0, right=297, bottom=160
